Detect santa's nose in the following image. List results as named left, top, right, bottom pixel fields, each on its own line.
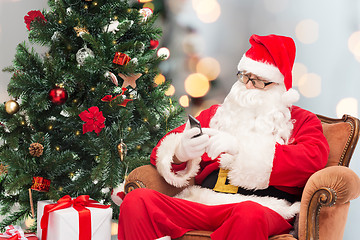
left=245, top=80, right=255, bottom=89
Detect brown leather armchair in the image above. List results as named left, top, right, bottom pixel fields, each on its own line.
left=123, top=114, right=360, bottom=240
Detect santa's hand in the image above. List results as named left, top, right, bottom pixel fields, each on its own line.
left=175, top=121, right=210, bottom=162
left=203, top=128, right=239, bottom=160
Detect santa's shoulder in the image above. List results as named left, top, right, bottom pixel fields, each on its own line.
left=290, top=105, right=320, bottom=122
left=198, top=104, right=221, bottom=118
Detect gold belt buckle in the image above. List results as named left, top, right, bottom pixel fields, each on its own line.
left=213, top=168, right=239, bottom=194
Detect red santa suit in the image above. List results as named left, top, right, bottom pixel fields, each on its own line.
left=118, top=34, right=330, bottom=240
left=150, top=103, right=329, bottom=213
left=117, top=104, right=329, bottom=240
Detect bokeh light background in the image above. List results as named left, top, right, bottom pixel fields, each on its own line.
left=1, top=0, right=360, bottom=238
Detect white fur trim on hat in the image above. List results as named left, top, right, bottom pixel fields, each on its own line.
left=175, top=186, right=300, bottom=220
left=238, top=54, right=284, bottom=83
left=155, top=133, right=201, bottom=188
left=282, top=88, right=300, bottom=106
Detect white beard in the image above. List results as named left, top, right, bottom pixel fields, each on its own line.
left=208, top=81, right=297, bottom=190
left=210, top=81, right=294, bottom=145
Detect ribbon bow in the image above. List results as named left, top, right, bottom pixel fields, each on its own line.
left=40, top=195, right=110, bottom=240
left=3, top=225, right=27, bottom=240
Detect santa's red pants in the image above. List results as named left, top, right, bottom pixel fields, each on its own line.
left=118, top=188, right=293, bottom=240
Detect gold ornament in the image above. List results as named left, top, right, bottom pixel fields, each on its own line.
left=29, top=143, right=44, bottom=157
left=74, top=26, right=89, bottom=37
left=117, top=139, right=127, bottom=162
left=5, top=100, right=20, bottom=115
left=0, top=163, right=8, bottom=175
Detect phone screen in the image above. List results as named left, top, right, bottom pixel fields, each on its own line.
left=188, top=115, right=202, bottom=138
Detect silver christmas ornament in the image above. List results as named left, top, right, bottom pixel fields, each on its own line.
left=51, top=31, right=61, bottom=41
left=129, top=57, right=138, bottom=65
left=76, top=46, right=94, bottom=66
left=104, top=20, right=120, bottom=33
left=66, top=7, right=72, bottom=15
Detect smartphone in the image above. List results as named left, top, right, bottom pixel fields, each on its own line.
left=188, top=114, right=202, bottom=138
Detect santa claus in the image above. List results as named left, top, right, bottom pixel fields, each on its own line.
left=117, top=34, right=330, bottom=240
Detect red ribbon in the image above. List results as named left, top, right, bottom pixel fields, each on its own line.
left=40, top=195, right=110, bottom=240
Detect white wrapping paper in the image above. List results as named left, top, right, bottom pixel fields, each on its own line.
left=37, top=200, right=112, bottom=240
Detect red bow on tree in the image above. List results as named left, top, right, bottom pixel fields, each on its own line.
left=101, top=87, right=133, bottom=107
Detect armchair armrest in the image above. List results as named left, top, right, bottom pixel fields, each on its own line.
left=298, top=166, right=360, bottom=240
left=124, top=164, right=193, bottom=197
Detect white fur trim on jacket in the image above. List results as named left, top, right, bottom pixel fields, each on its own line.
left=238, top=54, right=284, bottom=83
left=175, top=185, right=300, bottom=220
left=219, top=134, right=276, bottom=190
left=155, top=133, right=201, bottom=188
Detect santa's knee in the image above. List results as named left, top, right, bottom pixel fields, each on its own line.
left=231, top=201, right=268, bottom=227
left=120, top=188, right=157, bottom=220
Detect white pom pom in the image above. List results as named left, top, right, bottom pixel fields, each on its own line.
left=282, top=88, right=300, bottom=106
left=111, top=181, right=126, bottom=206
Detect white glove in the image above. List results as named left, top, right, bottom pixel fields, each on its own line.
left=174, top=121, right=209, bottom=162
left=203, top=128, right=239, bottom=160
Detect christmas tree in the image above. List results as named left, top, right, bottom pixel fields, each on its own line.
left=0, top=0, right=184, bottom=228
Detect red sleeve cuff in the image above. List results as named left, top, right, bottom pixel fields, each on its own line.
left=171, top=162, right=187, bottom=173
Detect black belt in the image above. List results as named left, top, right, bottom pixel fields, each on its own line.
left=201, top=169, right=300, bottom=203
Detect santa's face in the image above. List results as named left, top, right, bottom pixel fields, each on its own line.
left=238, top=71, right=277, bottom=91
left=210, top=79, right=294, bottom=145
left=225, top=80, right=286, bottom=111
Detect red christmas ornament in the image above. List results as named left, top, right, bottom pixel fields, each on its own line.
left=48, top=87, right=68, bottom=105
left=149, top=40, right=159, bottom=50
left=113, top=52, right=131, bottom=65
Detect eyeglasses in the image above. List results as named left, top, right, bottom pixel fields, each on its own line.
left=237, top=71, right=274, bottom=89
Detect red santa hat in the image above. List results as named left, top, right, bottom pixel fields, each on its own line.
left=238, top=34, right=296, bottom=91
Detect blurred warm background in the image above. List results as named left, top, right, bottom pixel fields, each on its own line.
left=1, top=0, right=360, bottom=239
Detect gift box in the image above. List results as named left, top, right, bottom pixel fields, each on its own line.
left=0, top=225, right=37, bottom=240
left=37, top=195, right=112, bottom=240
left=112, top=52, right=131, bottom=65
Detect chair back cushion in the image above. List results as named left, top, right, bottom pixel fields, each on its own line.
left=317, top=115, right=359, bottom=167
left=322, top=122, right=352, bottom=167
